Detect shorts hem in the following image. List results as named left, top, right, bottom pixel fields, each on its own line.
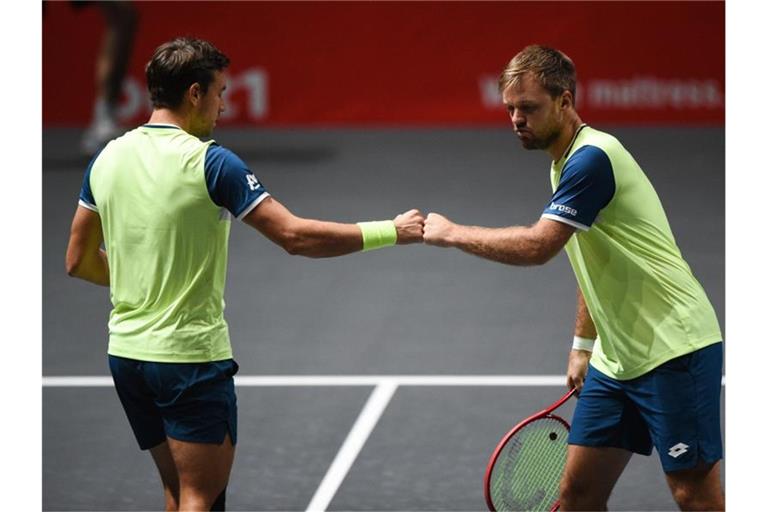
left=165, top=416, right=237, bottom=447
left=138, top=437, right=169, bottom=451
left=165, top=430, right=232, bottom=446
left=567, top=440, right=653, bottom=457
left=662, top=454, right=723, bottom=474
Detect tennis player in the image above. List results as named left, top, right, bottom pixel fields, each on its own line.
left=65, top=37, right=424, bottom=511
left=423, top=45, right=724, bottom=510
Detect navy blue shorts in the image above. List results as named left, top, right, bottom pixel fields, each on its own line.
left=109, top=355, right=239, bottom=450
left=568, top=342, right=723, bottom=473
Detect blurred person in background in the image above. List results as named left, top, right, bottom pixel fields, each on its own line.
left=81, top=1, right=138, bottom=154
left=41, top=1, right=140, bottom=153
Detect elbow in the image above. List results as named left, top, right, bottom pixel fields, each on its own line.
left=523, top=226, right=564, bottom=266
left=535, top=251, right=556, bottom=266
left=279, top=230, right=306, bottom=256
left=283, top=241, right=302, bottom=256
left=65, top=252, right=82, bottom=277
left=529, top=244, right=559, bottom=266
left=279, top=219, right=323, bottom=257
left=66, top=260, right=81, bottom=277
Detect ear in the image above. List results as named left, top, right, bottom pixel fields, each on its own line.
left=560, top=90, right=574, bottom=110
left=188, top=83, right=202, bottom=106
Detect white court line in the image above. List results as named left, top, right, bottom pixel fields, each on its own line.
left=42, top=374, right=727, bottom=387
left=236, top=375, right=568, bottom=386
left=304, top=381, right=398, bottom=512
left=43, top=373, right=726, bottom=512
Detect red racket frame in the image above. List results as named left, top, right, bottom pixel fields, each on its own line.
left=484, top=388, right=577, bottom=512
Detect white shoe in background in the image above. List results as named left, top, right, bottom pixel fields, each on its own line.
left=81, top=118, right=124, bottom=155
left=81, top=97, right=124, bottom=155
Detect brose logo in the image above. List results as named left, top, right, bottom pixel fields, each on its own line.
left=548, top=203, right=578, bottom=217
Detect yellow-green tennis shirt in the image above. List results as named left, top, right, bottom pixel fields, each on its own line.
left=78, top=124, right=270, bottom=362
left=543, top=125, right=722, bottom=380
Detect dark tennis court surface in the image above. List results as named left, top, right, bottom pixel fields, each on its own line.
left=43, top=127, right=724, bottom=511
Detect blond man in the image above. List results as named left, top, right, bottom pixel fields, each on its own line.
left=424, top=45, right=724, bottom=510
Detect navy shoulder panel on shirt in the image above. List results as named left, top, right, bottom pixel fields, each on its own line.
left=78, top=146, right=106, bottom=210
left=204, top=144, right=270, bottom=219
left=542, top=145, right=616, bottom=230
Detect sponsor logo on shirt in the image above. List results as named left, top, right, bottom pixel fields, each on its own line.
left=246, top=174, right=261, bottom=191
left=548, top=202, right=578, bottom=217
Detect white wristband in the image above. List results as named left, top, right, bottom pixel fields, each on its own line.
left=572, top=336, right=595, bottom=352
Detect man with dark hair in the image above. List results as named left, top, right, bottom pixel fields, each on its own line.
left=145, top=38, right=232, bottom=110
left=65, top=37, right=424, bottom=511
left=423, top=45, right=724, bottom=510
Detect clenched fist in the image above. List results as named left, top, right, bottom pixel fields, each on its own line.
left=566, top=349, right=591, bottom=393
left=394, top=209, right=425, bottom=244
left=423, top=212, right=457, bottom=247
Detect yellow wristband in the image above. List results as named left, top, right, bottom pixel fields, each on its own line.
left=357, top=220, right=397, bottom=252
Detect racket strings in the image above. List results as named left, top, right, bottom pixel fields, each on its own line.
left=489, top=416, right=569, bottom=512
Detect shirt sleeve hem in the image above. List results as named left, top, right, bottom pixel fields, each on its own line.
left=541, top=213, right=589, bottom=231
left=236, top=192, right=271, bottom=220
left=78, top=199, right=99, bottom=213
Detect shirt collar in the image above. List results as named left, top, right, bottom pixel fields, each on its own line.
left=557, top=123, right=588, bottom=166
left=142, top=123, right=182, bottom=130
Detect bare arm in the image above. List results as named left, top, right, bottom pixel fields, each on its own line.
left=423, top=213, right=576, bottom=266
left=567, top=287, right=596, bottom=392
left=243, top=196, right=424, bottom=258
left=574, top=286, right=597, bottom=339
left=65, top=206, right=110, bottom=286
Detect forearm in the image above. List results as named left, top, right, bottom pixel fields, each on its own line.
left=567, top=287, right=594, bottom=390
left=284, top=218, right=363, bottom=258
left=574, top=287, right=597, bottom=339
left=246, top=198, right=422, bottom=256
left=450, top=224, right=551, bottom=266
left=69, top=249, right=110, bottom=286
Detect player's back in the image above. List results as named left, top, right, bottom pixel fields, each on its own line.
left=85, top=125, right=233, bottom=363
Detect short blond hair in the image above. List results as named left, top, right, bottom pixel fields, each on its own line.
left=499, top=45, right=577, bottom=104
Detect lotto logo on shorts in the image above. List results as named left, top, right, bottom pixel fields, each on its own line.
left=668, top=442, right=690, bottom=458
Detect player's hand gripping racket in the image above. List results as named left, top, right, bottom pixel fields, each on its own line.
left=484, top=388, right=577, bottom=512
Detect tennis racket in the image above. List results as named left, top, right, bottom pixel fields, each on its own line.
left=484, top=388, right=577, bottom=512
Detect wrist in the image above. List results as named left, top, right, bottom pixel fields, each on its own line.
left=572, top=335, right=595, bottom=352
left=444, top=223, right=463, bottom=248
left=357, top=220, right=397, bottom=251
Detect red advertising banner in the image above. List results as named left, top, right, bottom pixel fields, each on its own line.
left=43, top=1, right=724, bottom=127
